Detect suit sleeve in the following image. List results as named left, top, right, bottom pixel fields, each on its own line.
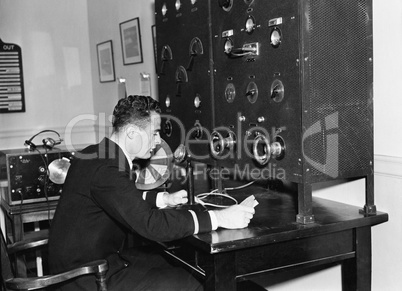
left=90, top=164, right=212, bottom=242
left=142, top=191, right=158, bottom=207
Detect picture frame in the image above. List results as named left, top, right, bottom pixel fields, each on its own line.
left=120, top=17, right=143, bottom=65
left=96, top=40, right=116, bottom=83
left=151, top=25, right=158, bottom=72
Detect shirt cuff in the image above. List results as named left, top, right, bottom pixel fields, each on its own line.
left=208, top=211, right=219, bottom=230
left=188, top=210, right=199, bottom=234
left=156, top=192, right=168, bottom=208
left=188, top=210, right=214, bottom=234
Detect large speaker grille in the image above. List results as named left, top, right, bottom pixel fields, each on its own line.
left=307, top=0, right=373, bottom=177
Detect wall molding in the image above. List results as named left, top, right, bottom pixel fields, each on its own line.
left=374, top=154, right=402, bottom=179
left=0, top=124, right=97, bottom=150
left=0, top=125, right=93, bottom=138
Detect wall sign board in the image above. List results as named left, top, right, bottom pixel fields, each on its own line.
left=0, top=39, right=25, bottom=113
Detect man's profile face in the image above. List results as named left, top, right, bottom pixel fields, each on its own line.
left=135, top=111, right=162, bottom=159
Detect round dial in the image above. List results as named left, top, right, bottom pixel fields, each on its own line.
left=270, top=27, right=282, bottom=48
left=164, top=120, right=173, bottom=137
left=246, top=81, right=258, bottom=104
left=224, top=38, right=234, bottom=55
left=175, top=0, right=181, bottom=11
left=270, top=79, right=284, bottom=102
left=245, top=16, right=256, bottom=34
left=253, top=134, right=270, bottom=165
left=194, top=94, right=201, bottom=108
left=162, top=3, right=167, bottom=16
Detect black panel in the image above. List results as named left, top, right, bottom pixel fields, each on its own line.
left=304, top=0, right=373, bottom=179
left=155, top=0, right=373, bottom=185
left=210, top=0, right=302, bottom=181
left=155, top=0, right=215, bottom=163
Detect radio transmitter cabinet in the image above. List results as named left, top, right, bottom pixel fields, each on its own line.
left=155, top=0, right=375, bottom=223
left=0, top=147, right=76, bottom=206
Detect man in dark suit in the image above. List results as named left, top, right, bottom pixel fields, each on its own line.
left=48, top=95, right=256, bottom=290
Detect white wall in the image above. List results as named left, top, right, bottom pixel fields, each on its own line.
left=0, top=0, right=158, bottom=150
left=373, top=0, right=402, bottom=157
left=0, top=0, right=97, bottom=150
left=87, top=0, right=158, bottom=140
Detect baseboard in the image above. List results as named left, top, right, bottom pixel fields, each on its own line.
left=374, top=154, right=402, bottom=179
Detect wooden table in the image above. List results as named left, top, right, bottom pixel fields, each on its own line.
left=162, top=185, right=388, bottom=291
left=0, top=188, right=57, bottom=276
left=1, top=199, right=56, bottom=242
left=0, top=179, right=57, bottom=242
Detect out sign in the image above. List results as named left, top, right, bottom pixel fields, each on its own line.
left=3, top=44, right=15, bottom=50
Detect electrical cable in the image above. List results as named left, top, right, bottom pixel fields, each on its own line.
left=196, top=191, right=238, bottom=208
left=195, top=180, right=256, bottom=208
left=230, top=52, right=253, bottom=57
left=33, top=148, right=52, bottom=225
left=224, top=180, right=256, bottom=191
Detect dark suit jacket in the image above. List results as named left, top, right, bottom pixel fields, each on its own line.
left=48, top=138, right=211, bottom=289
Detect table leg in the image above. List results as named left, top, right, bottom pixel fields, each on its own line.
left=341, top=226, right=372, bottom=291
left=361, top=173, right=376, bottom=215
left=296, top=183, right=315, bottom=224
left=204, top=252, right=237, bottom=291
left=11, top=213, right=28, bottom=277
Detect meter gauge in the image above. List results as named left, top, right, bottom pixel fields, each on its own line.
left=187, top=37, right=204, bottom=71
left=270, top=27, right=282, bottom=48
left=161, top=45, right=173, bottom=61
left=175, top=66, right=188, bottom=96
left=218, top=0, right=233, bottom=12
left=225, top=83, right=236, bottom=103
left=245, top=15, right=256, bottom=34
left=159, top=45, right=173, bottom=75
left=189, top=37, right=203, bottom=56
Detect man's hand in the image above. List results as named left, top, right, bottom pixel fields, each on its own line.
left=163, top=190, right=188, bottom=207
left=213, top=204, right=255, bottom=229
left=212, top=195, right=258, bottom=229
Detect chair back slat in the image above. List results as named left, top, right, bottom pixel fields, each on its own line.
left=1, top=231, right=15, bottom=284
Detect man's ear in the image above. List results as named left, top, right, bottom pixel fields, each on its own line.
left=126, top=125, right=141, bottom=139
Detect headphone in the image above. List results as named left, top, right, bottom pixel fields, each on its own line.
left=24, top=130, right=63, bottom=150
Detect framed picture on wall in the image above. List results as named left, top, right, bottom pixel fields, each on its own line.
left=96, top=40, right=116, bottom=83
left=151, top=25, right=158, bottom=72
left=120, top=17, right=143, bottom=65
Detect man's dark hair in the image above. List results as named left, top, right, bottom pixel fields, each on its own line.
left=112, top=95, right=161, bottom=132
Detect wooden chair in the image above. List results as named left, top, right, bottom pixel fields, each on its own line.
left=1, top=231, right=108, bottom=291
